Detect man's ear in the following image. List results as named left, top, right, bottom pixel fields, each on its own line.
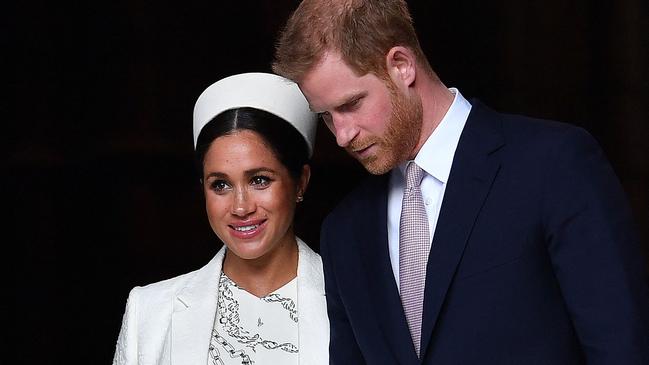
left=386, top=46, right=417, bottom=89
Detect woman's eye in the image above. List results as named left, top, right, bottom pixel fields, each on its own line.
left=210, top=180, right=231, bottom=193
left=250, top=175, right=271, bottom=188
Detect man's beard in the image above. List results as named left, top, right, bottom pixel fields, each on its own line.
left=348, top=84, right=423, bottom=175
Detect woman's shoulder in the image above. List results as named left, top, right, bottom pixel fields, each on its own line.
left=131, top=270, right=197, bottom=300
left=123, top=268, right=201, bottom=317
left=296, top=237, right=325, bottom=291
left=126, top=247, right=226, bottom=309
left=296, top=237, right=322, bottom=263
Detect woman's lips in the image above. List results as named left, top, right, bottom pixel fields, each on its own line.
left=228, top=219, right=267, bottom=239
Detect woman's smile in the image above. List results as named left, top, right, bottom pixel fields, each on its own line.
left=228, top=219, right=268, bottom=239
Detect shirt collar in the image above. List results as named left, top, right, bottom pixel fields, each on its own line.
left=398, top=88, right=472, bottom=184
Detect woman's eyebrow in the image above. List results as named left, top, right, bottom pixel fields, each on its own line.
left=204, top=171, right=228, bottom=180
left=244, top=167, right=277, bottom=176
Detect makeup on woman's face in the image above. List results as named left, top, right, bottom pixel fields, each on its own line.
left=202, top=130, right=301, bottom=262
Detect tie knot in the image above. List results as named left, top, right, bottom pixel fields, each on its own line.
left=405, top=161, right=424, bottom=189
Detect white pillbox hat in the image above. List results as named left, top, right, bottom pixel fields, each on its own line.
left=193, top=72, right=317, bottom=156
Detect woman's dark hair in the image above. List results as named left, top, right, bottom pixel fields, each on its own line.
left=195, top=107, right=310, bottom=181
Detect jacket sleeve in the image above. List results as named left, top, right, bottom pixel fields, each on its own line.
left=320, top=218, right=366, bottom=364
left=113, top=287, right=140, bottom=365
left=543, top=127, right=649, bottom=364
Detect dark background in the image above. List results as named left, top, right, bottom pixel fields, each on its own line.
left=6, top=0, right=648, bottom=363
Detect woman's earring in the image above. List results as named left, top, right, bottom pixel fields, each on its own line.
left=296, top=195, right=304, bottom=203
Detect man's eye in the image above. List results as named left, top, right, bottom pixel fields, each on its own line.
left=210, top=180, right=230, bottom=193
left=251, top=176, right=271, bottom=187
left=348, top=98, right=360, bottom=107
left=341, top=98, right=361, bottom=112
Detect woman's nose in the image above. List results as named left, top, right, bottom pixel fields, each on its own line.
left=230, top=188, right=255, bottom=216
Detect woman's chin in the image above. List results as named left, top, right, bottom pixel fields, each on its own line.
left=224, top=239, right=270, bottom=261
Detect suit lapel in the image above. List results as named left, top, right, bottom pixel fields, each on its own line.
left=357, top=175, right=421, bottom=364
left=419, top=102, right=504, bottom=357
left=171, top=247, right=225, bottom=364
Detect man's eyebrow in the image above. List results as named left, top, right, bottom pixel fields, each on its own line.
left=334, top=91, right=366, bottom=110
left=343, top=91, right=366, bottom=104
left=310, top=91, right=366, bottom=113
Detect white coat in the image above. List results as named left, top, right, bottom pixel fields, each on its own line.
left=113, top=238, right=329, bottom=364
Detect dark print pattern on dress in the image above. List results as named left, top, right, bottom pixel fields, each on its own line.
left=208, top=273, right=299, bottom=365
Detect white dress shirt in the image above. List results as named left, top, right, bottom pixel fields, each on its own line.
left=387, top=88, right=472, bottom=288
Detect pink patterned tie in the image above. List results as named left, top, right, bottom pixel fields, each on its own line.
left=399, top=161, right=430, bottom=357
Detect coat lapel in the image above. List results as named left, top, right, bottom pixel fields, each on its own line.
left=296, top=238, right=330, bottom=365
left=357, top=175, right=421, bottom=364
left=170, top=241, right=328, bottom=365
left=419, top=102, right=504, bottom=358
left=171, top=246, right=226, bottom=364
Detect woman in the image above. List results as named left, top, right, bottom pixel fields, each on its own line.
left=113, top=73, right=329, bottom=365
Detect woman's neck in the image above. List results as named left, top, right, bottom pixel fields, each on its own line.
left=222, top=236, right=299, bottom=298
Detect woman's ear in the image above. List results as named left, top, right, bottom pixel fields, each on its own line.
left=385, top=46, right=417, bottom=89
left=296, top=164, right=311, bottom=202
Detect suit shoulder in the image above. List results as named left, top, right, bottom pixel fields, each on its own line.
left=496, top=109, right=595, bottom=146
left=324, top=173, right=388, bottom=225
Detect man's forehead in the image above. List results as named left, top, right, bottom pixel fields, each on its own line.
left=298, top=55, right=371, bottom=112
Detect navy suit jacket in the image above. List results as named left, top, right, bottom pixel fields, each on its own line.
left=320, top=101, right=649, bottom=364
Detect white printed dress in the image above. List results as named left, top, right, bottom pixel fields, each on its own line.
left=208, top=272, right=299, bottom=365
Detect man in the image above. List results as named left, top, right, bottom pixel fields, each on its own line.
left=273, top=0, right=649, bottom=364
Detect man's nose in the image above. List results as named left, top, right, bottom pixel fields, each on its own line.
left=230, top=187, right=255, bottom=217
left=331, top=114, right=359, bottom=148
